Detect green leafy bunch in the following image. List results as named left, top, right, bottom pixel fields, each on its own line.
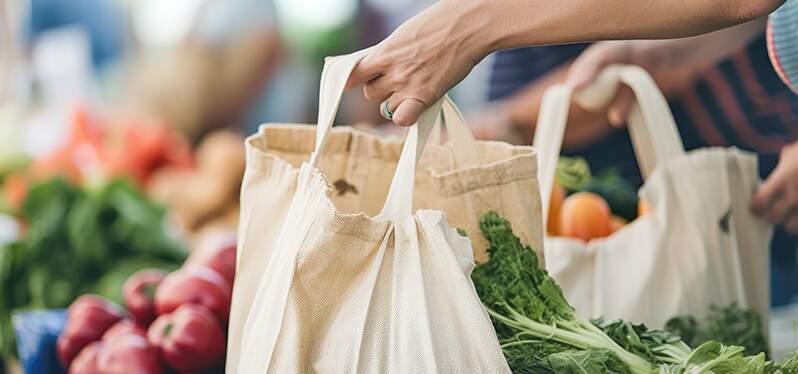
left=665, top=304, right=769, bottom=357
left=472, top=211, right=796, bottom=374
left=0, top=178, right=186, bottom=358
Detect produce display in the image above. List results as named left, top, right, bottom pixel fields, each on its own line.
left=0, top=178, right=186, bottom=359
left=471, top=211, right=797, bottom=373
left=549, top=156, right=647, bottom=241
left=56, top=234, right=235, bottom=373
left=0, top=106, right=246, bottom=370
left=148, top=130, right=245, bottom=241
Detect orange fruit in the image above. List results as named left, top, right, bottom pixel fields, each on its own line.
left=610, top=215, right=627, bottom=233
left=547, top=180, right=566, bottom=235
left=559, top=192, right=613, bottom=242
left=638, top=200, right=651, bottom=217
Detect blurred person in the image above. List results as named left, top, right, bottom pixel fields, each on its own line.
left=344, top=0, right=786, bottom=128
left=565, top=8, right=798, bottom=305
left=124, top=0, right=283, bottom=139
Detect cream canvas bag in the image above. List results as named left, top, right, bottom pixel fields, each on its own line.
left=534, top=65, right=773, bottom=329
left=226, top=49, right=511, bottom=373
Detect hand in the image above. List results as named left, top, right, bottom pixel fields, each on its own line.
left=345, top=0, right=494, bottom=127
left=751, top=142, right=798, bottom=233
left=566, top=41, right=640, bottom=127
left=566, top=21, right=765, bottom=127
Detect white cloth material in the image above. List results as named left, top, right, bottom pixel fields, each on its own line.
left=534, top=65, right=773, bottom=330
left=226, top=48, right=515, bottom=373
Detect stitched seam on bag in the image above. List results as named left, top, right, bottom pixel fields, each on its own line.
left=252, top=124, right=405, bottom=161
left=431, top=154, right=538, bottom=196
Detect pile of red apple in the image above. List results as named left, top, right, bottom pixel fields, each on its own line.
left=56, top=234, right=237, bottom=374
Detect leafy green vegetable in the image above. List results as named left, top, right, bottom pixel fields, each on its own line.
left=665, top=304, right=768, bottom=357
left=471, top=211, right=795, bottom=374
left=547, top=348, right=634, bottom=374
left=472, top=211, right=659, bottom=373
left=582, top=168, right=639, bottom=221
left=0, top=177, right=187, bottom=358
left=556, top=156, right=592, bottom=193
left=658, top=341, right=775, bottom=374
left=779, top=348, right=798, bottom=373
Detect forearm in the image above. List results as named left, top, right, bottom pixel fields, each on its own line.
left=452, top=0, right=782, bottom=58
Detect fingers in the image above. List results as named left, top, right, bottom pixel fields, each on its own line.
left=751, top=167, right=788, bottom=216
left=346, top=54, right=385, bottom=91
left=392, top=98, right=427, bottom=127
left=607, top=86, right=635, bottom=127
left=363, top=75, right=394, bottom=103
left=785, top=213, right=798, bottom=234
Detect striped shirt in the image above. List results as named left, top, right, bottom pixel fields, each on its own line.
left=489, top=34, right=798, bottom=186
left=768, top=0, right=798, bottom=94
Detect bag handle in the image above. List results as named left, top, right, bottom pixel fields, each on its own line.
left=311, top=50, right=481, bottom=221
left=434, top=96, right=483, bottom=168
left=534, top=65, right=685, bottom=228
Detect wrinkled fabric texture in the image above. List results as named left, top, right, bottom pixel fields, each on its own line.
left=535, top=66, right=773, bottom=331
left=226, top=50, right=523, bottom=373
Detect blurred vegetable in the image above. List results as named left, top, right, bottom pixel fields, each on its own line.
left=185, top=233, right=236, bottom=283
left=0, top=177, right=186, bottom=358
left=556, top=156, right=592, bottom=193
left=154, top=267, right=232, bottom=323
left=56, top=295, right=126, bottom=369
left=97, top=333, right=163, bottom=374
left=123, top=270, right=167, bottom=327
left=69, top=341, right=103, bottom=374
left=665, top=303, right=769, bottom=357
left=148, top=130, right=244, bottom=233
left=559, top=192, right=614, bottom=242
left=147, top=304, right=225, bottom=371
left=582, top=169, right=639, bottom=221
left=102, top=320, right=146, bottom=342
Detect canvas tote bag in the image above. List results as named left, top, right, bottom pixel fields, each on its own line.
left=226, top=49, right=511, bottom=373
left=222, top=83, right=542, bottom=269
left=534, top=65, right=773, bottom=329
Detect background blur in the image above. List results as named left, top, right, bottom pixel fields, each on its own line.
left=1, top=0, right=797, bottom=363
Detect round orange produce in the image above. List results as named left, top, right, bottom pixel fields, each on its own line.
left=547, top=180, right=566, bottom=235
left=559, top=192, right=613, bottom=241
left=610, top=215, right=628, bottom=233
left=638, top=200, right=652, bottom=217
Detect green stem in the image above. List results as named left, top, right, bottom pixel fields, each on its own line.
left=487, top=306, right=656, bottom=374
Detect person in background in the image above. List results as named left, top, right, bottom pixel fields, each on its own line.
left=565, top=1, right=798, bottom=306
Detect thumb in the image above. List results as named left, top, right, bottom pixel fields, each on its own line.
left=566, top=52, right=610, bottom=90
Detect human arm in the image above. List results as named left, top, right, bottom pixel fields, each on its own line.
left=566, top=18, right=767, bottom=125
left=346, top=0, right=784, bottom=127
left=469, top=63, right=616, bottom=149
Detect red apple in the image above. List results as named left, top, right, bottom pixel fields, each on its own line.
left=102, top=320, right=146, bottom=342
left=187, top=233, right=236, bottom=283
left=97, top=334, right=163, bottom=374
left=57, top=295, right=126, bottom=368
left=148, top=304, right=226, bottom=370
left=154, top=266, right=231, bottom=323
left=68, top=341, right=103, bottom=374
left=123, top=269, right=167, bottom=326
